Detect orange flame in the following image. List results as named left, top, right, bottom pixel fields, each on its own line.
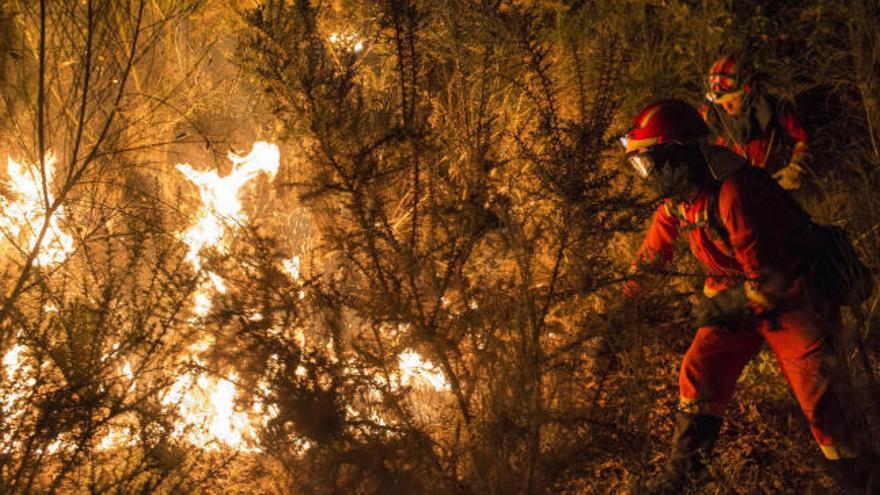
left=169, top=141, right=281, bottom=449
left=0, top=154, right=74, bottom=265
left=398, top=350, right=449, bottom=391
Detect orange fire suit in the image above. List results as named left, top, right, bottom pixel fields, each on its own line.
left=635, top=167, right=851, bottom=459
left=701, top=95, right=810, bottom=172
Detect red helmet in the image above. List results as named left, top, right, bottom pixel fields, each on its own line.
left=624, top=99, right=708, bottom=152
left=706, top=54, right=749, bottom=103
left=623, top=99, right=709, bottom=178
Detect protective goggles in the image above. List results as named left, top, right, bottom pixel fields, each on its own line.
left=706, top=73, right=739, bottom=101
left=622, top=142, right=683, bottom=179
left=624, top=150, right=657, bottom=178
left=705, top=87, right=744, bottom=104
left=620, top=136, right=659, bottom=178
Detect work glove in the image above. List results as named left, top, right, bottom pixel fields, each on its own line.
left=772, top=162, right=804, bottom=190
left=691, top=285, right=753, bottom=328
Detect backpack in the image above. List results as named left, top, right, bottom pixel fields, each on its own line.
left=704, top=147, right=874, bottom=307
left=796, top=223, right=874, bottom=307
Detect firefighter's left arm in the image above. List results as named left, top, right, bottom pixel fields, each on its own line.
left=773, top=102, right=811, bottom=189
left=717, top=173, right=802, bottom=313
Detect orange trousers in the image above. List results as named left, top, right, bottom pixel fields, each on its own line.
left=678, top=298, right=853, bottom=459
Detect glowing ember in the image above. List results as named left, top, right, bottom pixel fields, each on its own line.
left=282, top=256, right=301, bottom=281
left=328, top=32, right=364, bottom=52
left=2, top=344, right=25, bottom=381
left=398, top=350, right=449, bottom=391
left=0, top=154, right=74, bottom=265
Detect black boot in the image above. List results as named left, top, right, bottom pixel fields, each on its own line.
left=637, top=413, right=723, bottom=495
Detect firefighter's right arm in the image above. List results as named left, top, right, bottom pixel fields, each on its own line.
left=625, top=203, right=680, bottom=298
left=636, top=202, right=681, bottom=266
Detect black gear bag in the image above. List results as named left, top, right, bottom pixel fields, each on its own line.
left=704, top=146, right=874, bottom=307
left=798, top=223, right=874, bottom=307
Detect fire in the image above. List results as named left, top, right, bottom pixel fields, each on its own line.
left=282, top=256, right=301, bottom=281
left=162, top=370, right=255, bottom=450
left=168, top=141, right=281, bottom=449
left=2, top=344, right=25, bottom=380
left=328, top=32, right=364, bottom=52
left=1, top=343, right=34, bottom=449
left=0, top=143, right=451, bottom=457
left=205, top=375, right=252, bottom=446
left=0, top=154, right=74, bottom=265
left=398, top=350, right=449, bottom=392
left=0, top=154, right=74, bottom=448
left=176, top=141, right=279, bottom=316
left=177, top=141, right=280, bottom=273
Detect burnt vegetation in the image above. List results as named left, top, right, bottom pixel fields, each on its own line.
left=0, top=0, right=876, bottom=493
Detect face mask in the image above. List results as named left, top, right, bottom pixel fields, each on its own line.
left=648, top=161, right=697, bottom=201
left=626, top=143, right=709, bottom=200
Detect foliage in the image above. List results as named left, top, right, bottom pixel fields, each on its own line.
left=0, top=0, right=248, bottom=492
left=0, top=0, right=877, bottom=493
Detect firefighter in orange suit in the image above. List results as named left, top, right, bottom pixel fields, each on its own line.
left=701, top=54, right=811, bottom=190
left=622, top=99, right=874, bottom=494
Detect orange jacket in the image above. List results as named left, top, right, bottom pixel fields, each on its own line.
left=635, top=167, right=809, bottom=299
left=701, top=96, right=810, bottom=171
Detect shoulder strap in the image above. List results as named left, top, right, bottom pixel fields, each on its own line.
left=703, top=144, right=748, bottom=181
left=706, top=191, right=733, bottom=254
left=754, top=92, right=776, bottom=133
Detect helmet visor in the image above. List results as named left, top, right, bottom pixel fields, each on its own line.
left=706, top=87, right=744, bottom=104
left=625, top=151, right=656, bottom=178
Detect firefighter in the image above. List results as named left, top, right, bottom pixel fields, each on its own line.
left=622, top=99, right=875, bottom=494
left=701, top=54, right=811, bottom=190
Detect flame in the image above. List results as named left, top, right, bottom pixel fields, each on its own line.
left=176, top=141, right=280, bottom=318
left=0, top=142, right=452, bottom=455
left=160, top=371, right=257, bottom=450
left=328, top=32, right=364, bottom=52
left=398, top=350, right=449, bottom=391
left=0, top=154, right=74, bottom=265
left=177, top=142, right=280, bottom=273
left=165, top=141, right=282, bottom=449
left=121, top=360, right=134, bottom=383
left=282, top=256, right=300, bottom=281
left=1, top=343, right=34, bottom=450
left=206, top=375, right=252, bottom=447
left=2, top=344, right=25, bottom=380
